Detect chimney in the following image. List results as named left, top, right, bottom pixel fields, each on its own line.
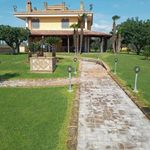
left=26, top=0, right=32, bottom=12
left=62, top=2, right=66, bottom=10
left=44, top=2, right=48, bottom=10
left=80, top=0, right=84, bottom=11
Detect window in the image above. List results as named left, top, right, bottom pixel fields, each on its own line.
left=32, top=19, right=40, bottom=29
left=61, top=18, right=69, bottom=28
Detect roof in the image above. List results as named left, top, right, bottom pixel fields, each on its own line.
left=30, top=30, right=111, bottom=37
left=14, top=10, right=93, bottom=16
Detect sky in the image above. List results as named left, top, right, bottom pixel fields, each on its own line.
left=0, top=0, right=150, bottom=33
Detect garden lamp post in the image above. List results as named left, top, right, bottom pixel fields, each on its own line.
left=73, top=57, right=77, bottom=74
left=68, top=65, right=73, bottom=92
left=114, top=58, right=118, bottom=74
left=133, top=66, right=140, bottom=93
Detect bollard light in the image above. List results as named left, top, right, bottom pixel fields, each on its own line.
left=67, top=65, right=73, bottom=92
left=114, top=58, right=118, bottom=74
left=133, top=66, right=140, bottom=93
left=73, top=58, right=78, bottom=74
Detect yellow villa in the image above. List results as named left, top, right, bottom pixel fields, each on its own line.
left=14, top=0, right=111, bottom=52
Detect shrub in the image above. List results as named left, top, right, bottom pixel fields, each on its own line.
left=143, top=46, right=150, bottom=60
left=28, top=42, right=41, bottom=53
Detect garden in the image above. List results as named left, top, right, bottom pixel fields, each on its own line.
left=0, top=87, right=75, bottom=150
left=0, top=54, right=78, bottom=79
left=0, top=15, right=150, bottom=150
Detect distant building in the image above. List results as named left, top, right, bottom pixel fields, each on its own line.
left=14, top=0, right=111, bottom=52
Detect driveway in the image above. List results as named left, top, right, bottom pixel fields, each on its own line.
left=77, top=60, right=150, bottom=150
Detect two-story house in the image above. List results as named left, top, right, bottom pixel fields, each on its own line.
left=14, top=0, right=110, bottom=52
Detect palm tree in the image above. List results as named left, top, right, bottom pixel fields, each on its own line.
left=116, top=25, right=122, bottom=52
left=112, top=15, right=120, bottom=53
left=79, top=13, right=87, bottom=54
left=70, top=23, right=80, bottom=55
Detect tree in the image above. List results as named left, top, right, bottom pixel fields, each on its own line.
left=70, top=23, right=80, bottom=54
left=0, top=25, right=30, bottom=54
left=91, top=38, right=100, bottom=52
left=79, top=13, right=87, bottom=54
left=116, top=25, right=122, bottom=52
left=120, top=18, right=150, bottom=55
left=112, top=15, right=120, bottom=53
left=45, top=37, right=61, bottom=56
left=14, top=27, right=30, bottom=54
left=28, top=41, right=41, bottom=54
left=143, top=45, right=150, bottom=60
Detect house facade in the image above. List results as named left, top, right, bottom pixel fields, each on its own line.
left=14, top=0, right=111, bottom=52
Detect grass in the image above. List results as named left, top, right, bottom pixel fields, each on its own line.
left=0, top=86, right=75, bottom=150
left=0, top=53, right=77, bottom=79
left=82, top=53, right=150, bottom=106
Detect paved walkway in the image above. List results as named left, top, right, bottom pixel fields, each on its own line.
left=0, top=78, right=79, bottom=87
left=77, top=60, right=150, bottom=150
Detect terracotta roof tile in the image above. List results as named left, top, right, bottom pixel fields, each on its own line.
left=30, top=30, right=111, bottom=37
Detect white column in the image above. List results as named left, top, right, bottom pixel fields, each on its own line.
left=26, top=18, right=29, bottom=28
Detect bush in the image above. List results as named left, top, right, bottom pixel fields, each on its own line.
left=143, top=46, right=150, bottom=60
left=91, top=41, right=100, bottom=52
left=28, top=42, right=41, bottom=53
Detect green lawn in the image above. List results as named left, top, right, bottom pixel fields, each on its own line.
left=0, top=54, right=77, bottom=79
left=82, top=53, right=150, bottom=106
left=0, top=87, right=75, bottom=150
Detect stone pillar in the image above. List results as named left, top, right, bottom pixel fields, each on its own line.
left=104, top=38, right=108, bottom=52
left=26, top=0, right=32, bottom=12
left=101, top=37, right=104, bottom=53
left=84, top=37, right=87, bottom=52
left=67, top=36, right=70, bottom=53
left=87, top=37, right=90, bottom=53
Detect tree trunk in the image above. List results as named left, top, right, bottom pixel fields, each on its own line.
left=135, top=44, right=141, bottom=55
left=117, top=33, right=121, bottom=53
left=76, top=29, right=79, bottom=54
left=12, top=48, right=16, bottom=55
left=112, top=38, right=116, bottom=53
left=80, top=26, right=84, bottom=54
left=73, top=29, right=76, bottom=54
left=112, top=21, right=116, bottom=53
left=16, top=44, right=20, bottom=54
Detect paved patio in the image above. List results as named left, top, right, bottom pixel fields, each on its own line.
left=77, top=60, right=150, bottom=150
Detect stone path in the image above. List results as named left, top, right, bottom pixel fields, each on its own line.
left=77, top=60, right=150, bottom=150
left=0, top=78, right=79, bottom=87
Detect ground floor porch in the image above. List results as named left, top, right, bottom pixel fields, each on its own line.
left=30, top=30, right=111, bottom=53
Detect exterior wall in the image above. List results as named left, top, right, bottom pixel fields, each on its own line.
left=87, top=21, right=91, bottom=30
left=28, top=17, right=80, bottom=30
left=27, top=16, right=92, bottom=30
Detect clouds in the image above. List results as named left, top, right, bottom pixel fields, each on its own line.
left=92, top=13, right=112, bottom=33
left=92, top=23, right=112, bottom=33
